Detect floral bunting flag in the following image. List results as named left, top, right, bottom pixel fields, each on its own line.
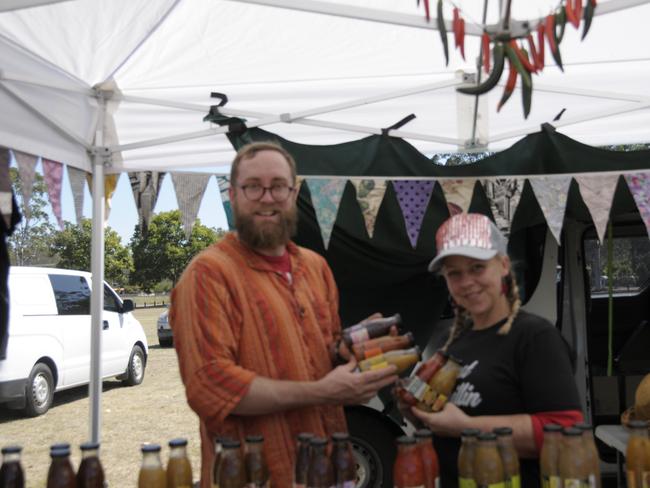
left=306, top=178, right=347, bottom=249
left=391, top=179, right=435, bottom=248
left=128, top=171, right=165, bottom=233
left=171, top=173, right=211, bottom=239
left=481, top=178, right=524, bottom=237
left=67, top=166, right=87, bottom=224
left=216, top=176, right=234, bottom=230
left=350, top=178, right=387, bottom=239
left=575, top=174, right=620, bottom=243
left=42, top=158, right=64, bottom=229
left=13, top=150, right=38, bottom=220
left=440, top=179, right=477, bottom=214
left=624, top=171, right=650, bottom=238
left=529, top=175, right=572, bottom=243
left=0, top=148, right=11, bottom=228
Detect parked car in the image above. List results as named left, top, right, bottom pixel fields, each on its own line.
left=157, top=307, right=173, bottom=347
left=0, top=267, right=149, bottom=416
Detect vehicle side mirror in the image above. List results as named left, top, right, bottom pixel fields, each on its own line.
left=121, top=299, right=135, bottom=313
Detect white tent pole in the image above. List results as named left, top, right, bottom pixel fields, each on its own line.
left=89, top=94, right=107, bottom=444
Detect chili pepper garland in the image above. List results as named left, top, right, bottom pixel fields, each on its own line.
left=418, top=0, right=598, bottom=119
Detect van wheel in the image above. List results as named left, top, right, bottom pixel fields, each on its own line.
left=123, top=345, right=145, bottom=386
left=25, top=363, right=54, bottom=417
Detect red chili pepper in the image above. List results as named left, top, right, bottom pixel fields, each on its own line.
left=545, top=14, right=564, bottom=71
left=537, top=23, right=545, bottom=69
left=574, top=0, right=583, bottom=28
left=459, top=18, right=466, bottom=60
left=565, top=0, right=579, bottom=29
left=453, top=8, right=460, bottom=48
left=509, top=40, right=536, bottom=73
left=497, top=58, right=518, bottom=112
left=482, top=32, right=491, bottom=74
left=423, top=0, right=430, bottom=22
left=526, top=34, right=541, bottom=72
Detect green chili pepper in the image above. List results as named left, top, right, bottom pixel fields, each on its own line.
left=506, top=44, right=533, bottom=118
left=457, top=43, right=505, bottom=95
left=437, top=0, right=449, bottom=65
left=582, top=0, right=596, bottom=40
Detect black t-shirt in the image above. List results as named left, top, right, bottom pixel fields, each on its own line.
left=434, top=311, right=581, bottom=488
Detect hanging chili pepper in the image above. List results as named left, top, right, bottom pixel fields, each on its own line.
left=437, top=0, right=449, bottom=65
left=555, top=6, right=567, bottom=43
left=506, top=44, right=533, bottom=118
left=453, top=7, right=460, bottom=48
left=497, top=57, right=518, bottom=112
left=565, top=0, right=578, bottom=29
left=459, top=18, right=466, bottom=60
left=574, top=0, right=583, bottom=28
left=527, top=34, right=541, bottom=73
left=537, top=23, right=545, bottom=70
left=545, top=14, right=564, bottom=71
left=582, top=0, right=597, bottom=39
left=482, top=32, right=491, bottom=74
left=423, top=0, right=430, bottom=22
left=457, top=43, right=505, bottom=95
left=509, top=40, right=536, bottom=73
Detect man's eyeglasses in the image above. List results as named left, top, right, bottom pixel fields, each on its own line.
left=238, top=183, right=296, bottom=202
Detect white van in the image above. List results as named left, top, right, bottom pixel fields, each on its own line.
left=0, top=267, right=149, bottom=416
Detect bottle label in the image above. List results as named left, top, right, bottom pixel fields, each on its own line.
left=587, top=474, right=597, bottom=488
left=431, top=393, right=448, bottom=412
left=405, top=376, right=430, bottom=401
left=370, top=361, right=390, bottom=371
left=435, top=478, right=440, bottom=488
left=459, top=478, right=477, bottom=488
left=509, top=474, right=521, bottom=488
left=562, top=479, right=586, bottom=488
left=542, top=476, right=561, bottom=488
left=350, top=328, right=370, bottom=344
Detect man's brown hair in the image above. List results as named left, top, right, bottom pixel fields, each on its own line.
left=230, top=141, right=297, bottom=185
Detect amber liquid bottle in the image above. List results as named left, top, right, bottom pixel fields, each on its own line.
left=625, top=420, right=649, bottom=488
left=138, top=444, right=166, bottom=488
left=342, top=314, right=402, bottom=346
left=294, top=433, right=313, bottom=488
left=219, top=440, right=246, bottom=488
left=539, top=424, right=562, bottom=488
left=574, top=423, right=601, bottom=488
left=352, top=333, right=415, bottom=361
left=330, top=433, right=355, bottom=488
left=458, top=428, right=480, bottom=488
left=400, top=351, right=447, bottom=406
left=76, top=442, right=104, bottom=488
left=473, top=432, right=505, bottom=488
left=307, top=438, right=334, bottom=488
left=245, top=435, right=269, bottom=487
left=559, top=427, right=589, bottom=488
left=493, top=428, right=519, bottom=488
left=358, top=346, right=420, bottom=374
left=0, top=445, right=24, bottom=488
left=394, top=436, right=425, bottom=488
left=420, top=355, right=462, bottom=412
left=414, top=429, right=439, bottom=488
left=47, top=446, right=76, bottom=488
left=166, top=438, right=193, bottom=488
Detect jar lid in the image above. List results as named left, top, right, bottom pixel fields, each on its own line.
left=1, top=445, right=22, bottom=454
left=168, top=438, right=188, bottom=447
left=245, top=435, right=264, bottom=443
left=493, top=427, right=513, bottom=436
left=414, top=428, right=433, bottom=438
left=221, top=439, right=241, bottom=449
left=460, top=428, right=481, bottom=437
left=297, top=433, right=314, bottom=442
left=50, top=447, right=71, bottom=457
left=542, top=424, right=563, bottom=432
left=80, top=442, right=100, bottom=451
left=563, top=427, right=583, bottom=437
left=627, top=419, right=649, bottom=429
left=331, top=432, right=350, bottom=442
left=477, top=432, right=497, bottom=441
left=573, top=422, right=592, bottom=431
left=141, top=443, right=161, bottom=453
left=310, top=437, right=328, bottom=447
left=396, top=436, right=416, bottom=445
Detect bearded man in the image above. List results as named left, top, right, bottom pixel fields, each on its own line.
left=170, top=142, right=397, bottom=487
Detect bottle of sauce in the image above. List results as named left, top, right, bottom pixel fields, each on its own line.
left=294, top=433, right=313, bottom=488
left=458, top=428, right=480, bottom=488
left=330, top=433, right=355, bottom=488
left=342, top=314, right=402, bottom=346
left=47, top=445, right=76, bottom=488
left=473, top=432, right=504, bottom=488
left=558, top=427, right=589, bottom=488
left=358, top=346, right=420, bottom=374
left=212, top=437, right=228, bottom=488
left=625, top=420, right=649, bottom=488
left=166, top=438, right=193, bottom=488
left=0, top=445, right=24, bottom=488
left=394, top=436, right=425, bottom=488
left=138, top=444, right=166, bottom=488
left=539, top=424, right=562, bottom=488
left=352, top=333, right=415, bottom=361
left=421, top=355, right=462, bottom=412
left=493, top=428, right=519, bottom=488
left=245, top=435, right=269, bottom=487
left=574, top=423, right=601, bottom=488
left=400, top=351, right=447, bottom=406
left=219, top=440, right=246, bottom=488
left=307, top=437, right=334, bottom=488
left=76, top=442, right=105, bottom=488
left=414, top=429, right=439, bottom=488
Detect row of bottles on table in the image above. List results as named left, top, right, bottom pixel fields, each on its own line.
left=393, top=429, right=439, bottom=488
left=457, top=427, right=519, bottom=488
left=211, top=435, right=269, bottom=488
left=291, top=432, right=356, bottom=488
left=625, top=420, right=650, bottom=488
left=138, top=438, right=193, bottom=488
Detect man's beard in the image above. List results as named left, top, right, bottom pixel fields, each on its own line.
left=234, top=205, right=298, bottom=251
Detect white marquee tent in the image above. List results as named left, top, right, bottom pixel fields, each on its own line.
left=2, top=0, right=650, bottom=441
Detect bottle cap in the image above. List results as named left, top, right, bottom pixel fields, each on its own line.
left=493, top=427, right=513, bottom=436
left=50, top=447, right=71, bottom=457
left=245, top=435, right=264, bottom=443
left=331, top=433, right=350, bottom=442
left=1, top=445, right=22, bottom=455
left=80, top=442, right=100, bottom=451
left=414, top=429, right=433, bottom=439
left=396, top=436, right=416, bottom=445
left=50, top=442, right=70, bottom=452
left=543, top=424, right=563, bottom=432
left=309, top=437, right=328, bottom=447
left=168, top=438, right=188, bottom=447
left=573, top=422, right=593, bottom=431
left=221, top=439, right=241, bottom=449
left=297, top=433, right=314, bottom=442
left=141, top=443, right=161, bottom=453
left=627, top=420, right=649, bottom=429
left=477, top=432, right=497, bottom=441
left=563, top=427, right=583, bottom=436
left=460, top=428, right=481, bottom=437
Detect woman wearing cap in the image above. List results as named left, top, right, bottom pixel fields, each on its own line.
left=409, top=212, right=583, bottom=488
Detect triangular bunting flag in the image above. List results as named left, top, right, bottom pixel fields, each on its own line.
left=42, top=158, right=64, bottom=230
left=216, top=176, right=234, bottom=230
left=350, top=178, right=387, bottom=239
left=129, top=171, right=165, bottom=233
left=306, top=178, right=347, bottom=249
left=529, top=175, right=572, bottom=243
left=171, top=173, right=211, bottom=239
left=624, top=172, right=650, bottom=238
left=391, top=179, right=435, bottom=248
left=0, top=148, right=11, bottom=228
left=575, top=173, right=620, bottom=243
left=13, top=150, right=38, bottom=220
left=67, top=166, right=87, bottom=224
left=86, top=173, right=119, bottom=222
left=481, top=178, right=524, bottom=238
left=440, top=179, right=477, bottom=214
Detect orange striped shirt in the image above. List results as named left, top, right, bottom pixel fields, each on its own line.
left=170, top=233, right=347, bottom=487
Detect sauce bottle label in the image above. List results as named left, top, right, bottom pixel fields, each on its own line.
left=405, top=376, right=430, bottom=401
left=542, top=475, right=561, bottom=488
left=562, top=479, right=586, bottom=488
left=508, top=474, right=521, bottom=488
left=350, top=328, right=370, bottom=344
left=370, top=361, right=390, bottom=371
left=459, top=478, right=477, bottom=488
left=587, top=474, right=597, bottom=488
left=431, top=393, right=448, bottom=412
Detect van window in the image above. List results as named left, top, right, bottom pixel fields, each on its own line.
left=103, top=285, right=120, bottom=313
left=48, top=274, right=91, bottom=315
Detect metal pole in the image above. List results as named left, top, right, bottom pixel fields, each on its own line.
left=470, top=0, right=490, bottom=146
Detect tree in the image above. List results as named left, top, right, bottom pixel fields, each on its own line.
left=50, top=219, right=133, bottom=287
left=8, top=168, right=56, bottom=266
left=130, top=210, right=223, bottom=291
